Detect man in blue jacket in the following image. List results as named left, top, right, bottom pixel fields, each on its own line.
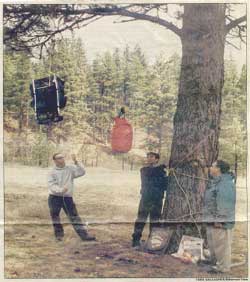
left=202, top=160, right=236, bottom=273
left=132, top=152, right=168, bottom=248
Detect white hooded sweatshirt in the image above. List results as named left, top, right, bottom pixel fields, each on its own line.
left=48, top=164, right=85, bottom=197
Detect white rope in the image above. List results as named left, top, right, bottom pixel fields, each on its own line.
left=172, top=170, right=202, bottom=239
left=171, top=168, right=209, bottom=182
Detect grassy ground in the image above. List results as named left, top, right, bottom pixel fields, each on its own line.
left=4, top=164, right=248, bottom=279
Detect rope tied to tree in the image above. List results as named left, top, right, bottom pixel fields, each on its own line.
left=169, top=168, right=209, bottom=182
left=172, top=131, right=215, bottom=170
left=172, top=170, right=202, bottom=239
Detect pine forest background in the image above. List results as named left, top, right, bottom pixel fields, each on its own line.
left=3, top=37, right=247, bottom=174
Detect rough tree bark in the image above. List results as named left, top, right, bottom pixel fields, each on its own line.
left=162, top=4, right=226, bottom=251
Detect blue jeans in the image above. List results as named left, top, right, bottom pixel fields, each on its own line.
left=48, top=195, right=87, bottom=239
left=132, top=196, right=163, bottom=242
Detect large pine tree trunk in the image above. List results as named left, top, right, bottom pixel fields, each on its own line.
left=162, top=4, right=226, bottom=251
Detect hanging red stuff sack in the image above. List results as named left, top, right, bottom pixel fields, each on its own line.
left=111, top=117, right=133, bottom=153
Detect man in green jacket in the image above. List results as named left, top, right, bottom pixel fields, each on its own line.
left=202, top=160, right=236, bottom=273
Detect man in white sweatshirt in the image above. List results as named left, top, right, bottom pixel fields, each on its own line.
left=48, top=153, right=96, bottom=241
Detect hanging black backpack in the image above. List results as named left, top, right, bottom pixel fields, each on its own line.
left=30, top=75, right=67, bottom=125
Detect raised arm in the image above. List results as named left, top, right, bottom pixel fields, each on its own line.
left=71, top=154, right=86, bottom=178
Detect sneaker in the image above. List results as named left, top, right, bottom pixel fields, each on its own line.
left=81, top=234, right=96, bottom=241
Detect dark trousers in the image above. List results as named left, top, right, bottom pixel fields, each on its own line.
left=132, top=196, right=163, bottom=241
left=48, top=194, right=87, bottom=239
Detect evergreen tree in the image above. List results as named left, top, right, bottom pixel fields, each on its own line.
left=87, top=50, right=121, bottom=143
left=139, top=54, right=180, bottom=160
left=122, top=45, right=148, bottom=124
left=4, top=51, right=32, bottom=133
left=3, top=42, right=246, bottom=173
left=41, top=37, right=90, bottom=145
left=219, top=62, right=247, bottom=174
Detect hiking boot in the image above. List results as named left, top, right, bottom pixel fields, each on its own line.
left=132, top=239, right=140, bottom=248
left=207, top=266, right=224, bottom=274
left=81, top=234, right=96, bottom=241
left=198, top=259, right=216, bottom=267
left=205, top=264, right=231, bottom=274
left=53, top=115, right=63, bottom=122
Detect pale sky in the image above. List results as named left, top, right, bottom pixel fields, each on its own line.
left=72, top=4, right=246, bottom=73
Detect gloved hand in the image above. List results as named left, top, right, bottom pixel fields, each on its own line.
left=118, top=107, right=125, bottom=118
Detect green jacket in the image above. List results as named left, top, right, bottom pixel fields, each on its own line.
left=203, top=173, right=236, bottom=229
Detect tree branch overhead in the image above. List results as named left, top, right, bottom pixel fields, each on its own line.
left=3, top=4, right=182, bottom=55
left=225, top=15, right=246, bottom=33
left=3, top=4, right=246, bottom=55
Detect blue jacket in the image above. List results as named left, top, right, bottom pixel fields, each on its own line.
left=203, top=173, right=236, bottom=229
left=140, top=165, right=168, bottom=202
